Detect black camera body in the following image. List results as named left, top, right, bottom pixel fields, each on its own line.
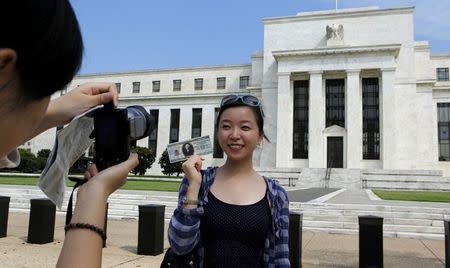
left=93, top=103, right=154, bottom=171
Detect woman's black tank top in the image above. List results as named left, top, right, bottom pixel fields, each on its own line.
left=200, top=187, right=272, bottom=268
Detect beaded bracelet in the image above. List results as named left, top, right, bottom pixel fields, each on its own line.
left=64, top=223, right=107, bottom=241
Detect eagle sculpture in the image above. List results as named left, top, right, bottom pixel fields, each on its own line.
left=326, top=24, right=344, bottom=40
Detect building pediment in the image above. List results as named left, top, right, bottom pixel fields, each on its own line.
left=272, top=44, right=401, bottom=60
left=323, top=125, right=346, bottom=135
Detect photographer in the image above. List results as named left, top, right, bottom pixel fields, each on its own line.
left=0, top=1, right=138, bottom=267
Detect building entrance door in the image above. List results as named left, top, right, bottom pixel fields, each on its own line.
left=327, top=137, right=343, bottom=168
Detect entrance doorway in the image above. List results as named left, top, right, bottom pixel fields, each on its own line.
left=327, top=137, right=343, bottom=168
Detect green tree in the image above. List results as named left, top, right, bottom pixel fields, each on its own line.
left=131, top=146, right=156, bottom=175
left=16, top=149, right=40, bottom=173
left=37, top=149, right=51, bottom=158
left=37, top=149, right=52, bottom=170
left=158, top=149, right=183, bottom=176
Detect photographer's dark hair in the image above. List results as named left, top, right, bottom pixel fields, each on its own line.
left=216, top=103, right=270, bottom=142
left=0, top=0, right=84, bottom=103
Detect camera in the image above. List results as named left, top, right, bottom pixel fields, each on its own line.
left=93, top=103, right=155, bottom=171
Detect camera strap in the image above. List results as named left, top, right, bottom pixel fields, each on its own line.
left=65, top=177, right=88, bottom=226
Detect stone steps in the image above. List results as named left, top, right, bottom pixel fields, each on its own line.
left=290, top=202, right=449, bottom=239
left=2, top=186, right=449, bottom=240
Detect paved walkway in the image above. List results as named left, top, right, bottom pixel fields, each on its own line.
left=0, top=185, right=449, bottom=267
left=0, top=210, right=447, bottom=268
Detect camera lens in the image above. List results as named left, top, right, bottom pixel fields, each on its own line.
left=126, top=106, right=154, bottom=140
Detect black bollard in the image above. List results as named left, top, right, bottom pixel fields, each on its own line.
left=138, top=204, right=165, bottom=255
left=445, top=219, right=449, bottom=268
left=103, top=202, right=109, bottom=248
left=0, top=196, right=10, bottom=238
left=289, top=212, right=303, bottom=268
left=27, top=198, right=56, bottom=244
left=359, top=215, right=383, bottom=268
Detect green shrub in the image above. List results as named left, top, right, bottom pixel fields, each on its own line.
left=131, top=146, right=155, bottom=175
left=37, top=149, right=51, bottom=158
left=158, top=149, right=183, bottom=176
left=16, top=149, right=40, bottom=173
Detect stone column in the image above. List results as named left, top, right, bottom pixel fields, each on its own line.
left=157, top=107, right=171, bottom=157
left=346, top=69, right=362, bottom=168
left=380, top=68, right=396, bottom=169
left=276, top=72, right=291, bottom=167
left=179, top=106, right=192, bottom=141
left=308, top=71, right=325, bottom=168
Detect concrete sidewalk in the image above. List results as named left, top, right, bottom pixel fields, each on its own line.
left=0, top=212, right=446, bottom=268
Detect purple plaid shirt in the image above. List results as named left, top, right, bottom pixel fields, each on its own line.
left=168, top=166, right=290, bottom=268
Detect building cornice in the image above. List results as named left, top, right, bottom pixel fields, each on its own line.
left=263, top=6, right=414, bottom=25
left=75, top=63, right=252, bottom=79
left=272, top=44, right=401, bottom=60
left=117, top=91, right=251, bottom=102
left=431, top=53, right=450, bottom=59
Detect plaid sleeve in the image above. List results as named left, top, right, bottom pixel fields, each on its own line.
left=168, top=176, right=204, bottom=255
left=275, top=185, right=291, bottom=267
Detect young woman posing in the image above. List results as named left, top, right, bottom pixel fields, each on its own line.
left=168, top=94, right=290, bottom=267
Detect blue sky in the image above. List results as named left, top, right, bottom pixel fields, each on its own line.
left=71, top=0, right=450, bottom=74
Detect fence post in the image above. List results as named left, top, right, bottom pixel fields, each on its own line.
left=138, top=204, right=165, bottom=255
left=445, top=219, right=449, bottom=268
left=289, top=212, right=303, bottom=268
left=0, top=196, right=10, bottom=238
left=359, top=215, right=383, bottom=268
left=27, top=198, right=56, bottom=244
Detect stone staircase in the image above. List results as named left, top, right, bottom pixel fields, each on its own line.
left=290, top=202, right=450, bottom=240
left=255, top=167, right=301, bottom=187
left=361, top=169, right=450, bottom=191
left=298, top=168, right=450, bottom=191
left=1, top=185, right=449, bottom=240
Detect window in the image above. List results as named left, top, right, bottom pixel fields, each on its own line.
left=293, top=80, right=309, bottom=159
left=148, top=109, right=159, bottom=154
left=239, top=76, right=250, bottom=89
left=173, top=80, right=181, bottom=91
left=152, top=81, right=160, bottom=92
left=194, top=78, right=203, bottom=90
left=438, top=103, right=450, bottom=161
left=217, top=77, right=226, bottom=89
left=132, top=82, right=140, bottom=93
left=115, top=83, right=121, bottom=94
left=326, top=79, right=345, bottom=128
left=362, top=78, right=380, bottom=160
left=213, top=108, right=224, bottom=158
left=191, top=108, right=202, bottom=138
left=437, top=68, right=449, bottom=81
left=170, top=109, right=180, bottom=143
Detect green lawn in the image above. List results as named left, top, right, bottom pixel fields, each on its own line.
left=0, top=176, right=181, bottom=192
left=373, top=190, right=450, bottom=203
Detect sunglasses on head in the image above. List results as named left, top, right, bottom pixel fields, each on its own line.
left=220, top=94, right=261, bottom=107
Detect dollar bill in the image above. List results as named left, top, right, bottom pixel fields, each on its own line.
left=167, top=135, right=213, bottom=163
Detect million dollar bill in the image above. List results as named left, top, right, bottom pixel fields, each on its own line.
left=167, top=135, right=213, bottom=163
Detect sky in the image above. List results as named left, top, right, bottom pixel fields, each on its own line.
left=71, top=0, right=450, bottom=75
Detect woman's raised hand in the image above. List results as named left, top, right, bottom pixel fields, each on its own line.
left=181, top=155, right=204, bottom=187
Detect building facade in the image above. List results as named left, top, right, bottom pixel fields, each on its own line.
left=28, top=6, right=450, bottom=175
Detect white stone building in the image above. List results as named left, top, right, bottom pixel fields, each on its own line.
left=27, top=6, right=450, bottom=178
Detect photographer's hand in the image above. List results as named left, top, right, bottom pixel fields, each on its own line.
left=57, top=153, right=138, bottom=268
left=30, top=83, right=118, bottom=139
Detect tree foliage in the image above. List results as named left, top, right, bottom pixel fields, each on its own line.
left=131, top=146, right=156, bottom=175
left=37, top=149, right=51, bottom=158
left=16, top=149, right=46, bottom=173
left=158, top=149, right=183, bottom=176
